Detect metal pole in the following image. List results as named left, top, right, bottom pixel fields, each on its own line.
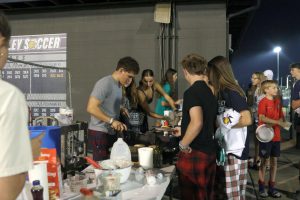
left=277, top=52, right=280, bottom=82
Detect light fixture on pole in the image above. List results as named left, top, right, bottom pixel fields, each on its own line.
left=273, top=46, right=281, bottom=82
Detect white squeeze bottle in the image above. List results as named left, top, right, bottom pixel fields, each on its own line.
left=110, top=138, right=131, bottom=161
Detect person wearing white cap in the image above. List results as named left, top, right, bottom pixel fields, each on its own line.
left=263, top=69, right=274, bottom=80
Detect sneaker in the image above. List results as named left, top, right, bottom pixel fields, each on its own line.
left=268, top=190, right=281, bottom=198
left=259, top=191, right=268, bottom=198
left=256, top=159, right=261, bottom=167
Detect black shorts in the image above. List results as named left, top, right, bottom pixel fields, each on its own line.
left=259, top=141, right=280, bottom=158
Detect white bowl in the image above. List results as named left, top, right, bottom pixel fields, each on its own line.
left=94, top=159, right=132, bottom=184
left=256, top=124, right=274, bottom=143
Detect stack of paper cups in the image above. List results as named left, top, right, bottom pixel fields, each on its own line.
left=138, top=147, right=153, bottom=169
left=28, top=162, right=49, bottom=200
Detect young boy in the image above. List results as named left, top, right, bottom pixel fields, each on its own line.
left=257, top=80, right=289, bottom=198
left=172, top=54, right=218, bottom=199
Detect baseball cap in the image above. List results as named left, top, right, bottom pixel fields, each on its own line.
left=263, top=69, right=273, bottom=80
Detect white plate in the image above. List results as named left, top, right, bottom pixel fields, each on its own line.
left=256, top=124, right=274, bottom=143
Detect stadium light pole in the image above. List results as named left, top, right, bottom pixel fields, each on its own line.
left=273, top=46, right=282, bottom=82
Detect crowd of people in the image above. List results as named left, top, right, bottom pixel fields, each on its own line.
left=86, top=52, right=300, bottom=199
left=1, top=9, right=300, bottom=200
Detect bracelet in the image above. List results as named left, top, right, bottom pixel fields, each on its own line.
left=179, top=141, right=190, bottom=151
left=109, top=118, right=114, bottom=125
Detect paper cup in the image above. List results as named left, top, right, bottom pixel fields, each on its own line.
left=138, top=147, right=153, bottom=169
left=283, top=122, right=292, bottom=131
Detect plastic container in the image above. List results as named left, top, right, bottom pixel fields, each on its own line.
left=69, top=175, right=88, bottom=193
left=31, top=180, right=44, bottom=200
left=29, top=126, right=61, bottom=156
left=95, top=159, right=132, bottom=183
left=110, top=138, right=131, bottom=161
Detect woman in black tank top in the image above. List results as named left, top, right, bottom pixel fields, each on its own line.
left=136, top=69, right=177, bottom=132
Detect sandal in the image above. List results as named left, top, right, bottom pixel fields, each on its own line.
left=268, top=190, right=281, bottom=198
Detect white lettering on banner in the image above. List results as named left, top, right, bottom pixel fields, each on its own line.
left=9, top=37, right=61, bottom=50
left=10, top=39, right=23, bottom=50
left=24, top=39, right=29, bottom=50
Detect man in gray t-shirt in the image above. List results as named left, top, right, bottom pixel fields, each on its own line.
left=87, top=57, right=139, bottom=161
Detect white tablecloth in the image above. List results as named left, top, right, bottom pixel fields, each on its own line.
left=62, top=165, right=175, bottom=200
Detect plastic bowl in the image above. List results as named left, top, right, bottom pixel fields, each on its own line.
left=94, top=159, right=132, bottom=184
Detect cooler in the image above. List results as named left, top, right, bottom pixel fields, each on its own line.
left=29, top=126, right=61, bottom=157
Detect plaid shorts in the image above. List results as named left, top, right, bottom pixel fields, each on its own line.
left=224, top=154, right=248, bottom=200
left=176, top=150, right=216, bottom=200
left=87, top=129, right=117, bottom=161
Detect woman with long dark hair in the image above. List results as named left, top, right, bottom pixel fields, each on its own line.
left=208, top=56, right=252, bottom=200
left=137, top=69, right=177, bottom=132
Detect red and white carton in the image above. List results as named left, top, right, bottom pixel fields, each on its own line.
left=34, top=148, right=62, bottom=199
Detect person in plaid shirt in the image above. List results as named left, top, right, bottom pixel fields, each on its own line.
left=173, top=53, right=218, bottom=199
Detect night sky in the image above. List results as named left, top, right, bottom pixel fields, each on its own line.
left=231, top=0, right=300, bottom=90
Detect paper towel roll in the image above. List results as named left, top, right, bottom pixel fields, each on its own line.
left=138, top=147, right=153, bottom=169
left=28, top=162, right=49, bottom=200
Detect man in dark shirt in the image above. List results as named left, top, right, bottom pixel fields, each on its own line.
left=290, top=63, right=300, bottom=198
left=291, top=63, right=300, bottom=149
left=173, top=53, right=217, bottom=200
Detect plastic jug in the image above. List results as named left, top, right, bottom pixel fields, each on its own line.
left=110, top=138, right=131, bottom=161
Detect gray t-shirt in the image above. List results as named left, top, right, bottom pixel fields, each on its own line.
left=88, top=75, right=122, bottom=133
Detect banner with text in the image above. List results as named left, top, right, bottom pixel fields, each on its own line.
left=1, top=33, right=67, bottom=118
